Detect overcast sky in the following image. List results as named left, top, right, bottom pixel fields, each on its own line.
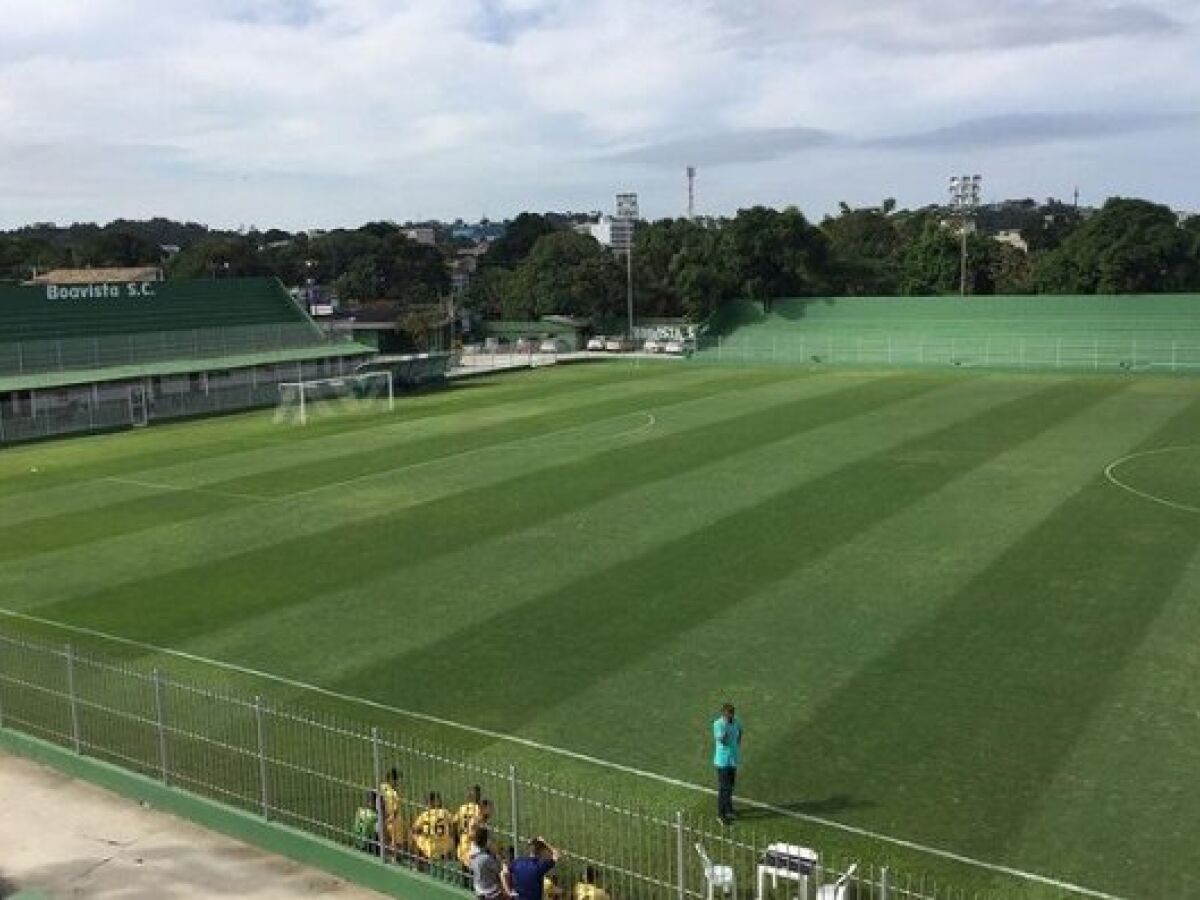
left=1, top=0, right=1198, bottom=230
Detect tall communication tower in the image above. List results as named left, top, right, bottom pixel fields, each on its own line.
left=686, top=166, right=696, bottom=220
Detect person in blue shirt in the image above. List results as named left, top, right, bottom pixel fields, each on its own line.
left=712, top=702, right=743, bottom=825
left=504, top=836, right=559, bottom=900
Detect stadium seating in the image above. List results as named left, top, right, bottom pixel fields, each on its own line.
left=0, top=278, right=331, bottom=377
left=0, top=277, right=314, bottom=341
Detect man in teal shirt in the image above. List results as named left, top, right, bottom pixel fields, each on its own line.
left=712, top=702, right=743, bottom=825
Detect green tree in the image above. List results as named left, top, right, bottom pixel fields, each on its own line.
left=1036, top=198, right=1192, bottom=294
left=723, top=206, right=830, bottom=310
left=504, top=232, right=623, bottom=321
left=821, top=201, right=902, bottom=295
left=462, top=265, right=512, bottom=318
left=483, top=213, right=558, bottom=269
left=900, top=221, right=960, bottom=295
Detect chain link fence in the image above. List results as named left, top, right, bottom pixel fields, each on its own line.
left=0, top=631, right=997, bottom=900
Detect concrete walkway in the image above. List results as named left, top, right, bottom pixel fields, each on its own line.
left=0, top=752, right=384, bottom=900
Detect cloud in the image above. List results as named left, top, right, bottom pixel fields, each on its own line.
left=603, top=126, right=835, bottom=167
left=0, top=0, right=1197, bottom=227
left=713, top=0, right=1181, bottom=55
left=872, top=110, right=1200, bottom=149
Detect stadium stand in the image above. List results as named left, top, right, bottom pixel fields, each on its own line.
left=702, top=294, right=1200, bottom=373
left=0, top=276, right=377, bottom=444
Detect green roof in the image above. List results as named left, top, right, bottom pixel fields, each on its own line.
left=0, top=343, right=374, bottom=393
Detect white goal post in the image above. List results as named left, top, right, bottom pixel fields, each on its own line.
left=276, top=371, right=394, bottom=425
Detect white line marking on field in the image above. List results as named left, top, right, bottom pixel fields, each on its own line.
left=96, top=413, right=657, bottom=507
left=0, top=607, right=1123, bottom=899
left=278, top=411, right=657, bottom=502
left=1103, top=445, right=1200, bottom=515
left=102, top=476, right=269, bottom=503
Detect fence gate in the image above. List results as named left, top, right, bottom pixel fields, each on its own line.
left=128, top=382, right=149, bottom=427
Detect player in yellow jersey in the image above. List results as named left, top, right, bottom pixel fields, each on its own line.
left=378, top=767, right=405, bottom=860
left=573, top=866, right=611, bottom=900
left=456, top=787, right=490, bottom=868
left=411, top=791, right=456, bottom=868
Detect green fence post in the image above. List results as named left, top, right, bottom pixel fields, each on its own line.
left=255, top=696, right=270, bottom=820
left=1172, top=341, right=1178, bottom=373
left=1094, top=338, right=1099, bottom=371
left=154, top=668, right=169, bottom=783
left=675, top=810, right=685, bottom=900
left=66, top=644, right=81, bottom=753
left=371, top=726, right=385, bottom=861
left=509, top=764, right=520, bottom=849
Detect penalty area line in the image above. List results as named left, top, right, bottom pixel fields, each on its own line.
left=0, top=606, right=1123, bottom=900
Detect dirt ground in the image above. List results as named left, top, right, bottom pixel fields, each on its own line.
left=0, top=751, right=385, bottom=900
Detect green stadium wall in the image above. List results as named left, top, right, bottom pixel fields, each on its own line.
left=701, top=294, right=1200, bottom=373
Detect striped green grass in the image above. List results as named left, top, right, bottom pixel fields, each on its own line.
left=2, top=361, right=1199, bottom=898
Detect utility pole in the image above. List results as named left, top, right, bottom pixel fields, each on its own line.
left=686, top=166, right=696, bottom=220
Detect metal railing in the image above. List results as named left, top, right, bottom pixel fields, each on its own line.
left=0, top=631, right=997, bottom=899
left=700, top=333, right=1200, bottom=374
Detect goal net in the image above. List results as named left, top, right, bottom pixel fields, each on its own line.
left=275, top=372, right=394, bottom=425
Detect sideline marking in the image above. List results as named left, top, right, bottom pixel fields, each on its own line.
left=1103, top=445, right=1200, bottom=515
left=102, top=476, right=269, bottom=503
left=0, top=607, right=1122, bottom=900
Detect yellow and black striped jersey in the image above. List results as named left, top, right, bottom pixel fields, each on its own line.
left=412, top=807, right=455, bottom=859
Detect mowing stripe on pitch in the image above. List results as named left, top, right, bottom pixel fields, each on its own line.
left=0, top=607, right=1124, bottom=900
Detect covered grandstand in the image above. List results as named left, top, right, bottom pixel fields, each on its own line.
left=0, top=277, right=377, bottom=444
left=703, top=294, right=1200, bottom=372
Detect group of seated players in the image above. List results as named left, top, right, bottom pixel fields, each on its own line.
left=353, top=768, right=611, bottom=900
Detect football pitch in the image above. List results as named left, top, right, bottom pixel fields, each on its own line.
left=2, top=360, right=1199, bottom=898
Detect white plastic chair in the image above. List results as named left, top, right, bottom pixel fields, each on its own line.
left=695, top=841, right=736, bottom=900
left=815, top=863, right=858, bottom=900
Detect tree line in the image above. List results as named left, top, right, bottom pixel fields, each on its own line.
left=3, top=197, right=1199, bottom=327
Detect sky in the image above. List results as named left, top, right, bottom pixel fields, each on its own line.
left=1, top=0, right=1198, bottom=230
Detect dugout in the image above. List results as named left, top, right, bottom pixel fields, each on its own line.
left=0, top=277, right=376, bottom=444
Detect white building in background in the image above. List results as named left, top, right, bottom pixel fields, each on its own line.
left=403, top=226, right=437, bottom=246
left=574, top=215, right=614, bottom=247
left=994, top=229, right=1029, bottom=253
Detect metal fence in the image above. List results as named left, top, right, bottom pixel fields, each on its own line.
left=0, top=631, right=992, bottom=900
left=0, top=323, right=355, bottom=378
left=0, top=356, right=368, bottom=445
left=700, top=333, right=1200, bottom=374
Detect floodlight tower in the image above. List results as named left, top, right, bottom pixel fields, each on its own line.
left=948, top=174, right=982, bottom=297
left=687, top=166, right=696, bottom=220
left=615, top=192, right=639, bottom=337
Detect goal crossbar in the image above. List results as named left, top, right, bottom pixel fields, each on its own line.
left=277, top=371, right=394, bottom=425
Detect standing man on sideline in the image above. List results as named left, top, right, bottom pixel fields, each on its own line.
left=503, top=837, right=559, bottom=900
left=713, top=702, right=743, bottom=825
left=468, top=825, right=507, bottom=900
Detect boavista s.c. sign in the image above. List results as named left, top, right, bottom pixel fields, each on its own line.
left=45, top=282, right=157, bottom=300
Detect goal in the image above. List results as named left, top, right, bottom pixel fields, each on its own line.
left=275, top=371, right=394, bottom=425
